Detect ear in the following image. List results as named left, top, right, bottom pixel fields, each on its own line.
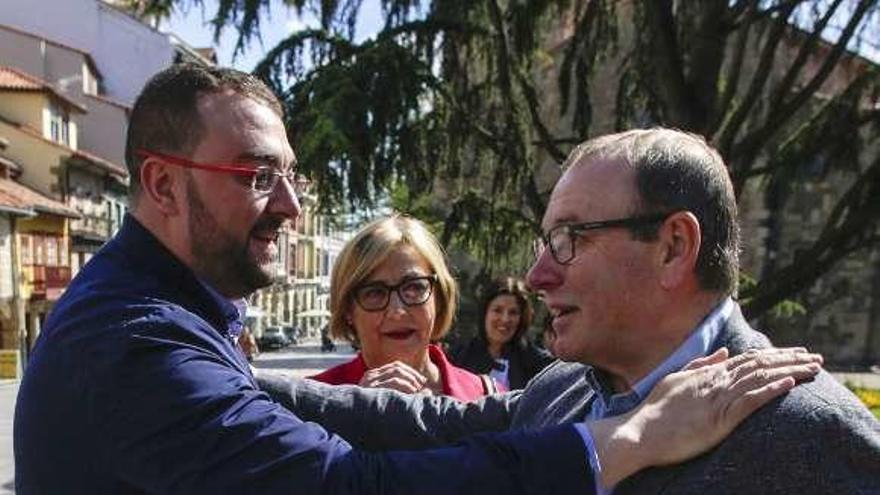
left=139, top=156, right=184, bottom=217
left=656, top=211, right=701, bottom=290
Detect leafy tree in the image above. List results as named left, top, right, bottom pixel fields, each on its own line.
left=136, top=0, right=880, bottom=323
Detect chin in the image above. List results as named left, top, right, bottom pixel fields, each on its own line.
left=553, top=342, right=587, bottom=365
left=236, top=264, right=274, bottom=294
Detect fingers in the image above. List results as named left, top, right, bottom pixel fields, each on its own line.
left=625, top=346, right=823, bottom=474
left=358, top=361, right=427, bottom=393
left=723, top=347, right=814, bottom=373
left=707, top=348, right=822, bottom=436
left=726, top=347, right=822, bottom=384
left=682, top=347, right=729, bottom=371
left=725, top=361, right=821, bottom=401
left=722, top=376, right=796, bottom=427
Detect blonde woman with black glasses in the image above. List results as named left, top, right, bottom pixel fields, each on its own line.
left=311, top=215, right=500, bottom=399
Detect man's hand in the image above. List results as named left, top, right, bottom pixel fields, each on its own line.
left=589, top=347, right=823, bottom=487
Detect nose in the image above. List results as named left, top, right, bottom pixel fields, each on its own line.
left=526, top=248, right=564, bottom=292
left=269, top=174, right=303, bottom=221
left=386, top=290, right=408, bottom=313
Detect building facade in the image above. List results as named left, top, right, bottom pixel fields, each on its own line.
left=247, top=193, right=352, bottom=343
left=0, top=143, right=79, bottom=377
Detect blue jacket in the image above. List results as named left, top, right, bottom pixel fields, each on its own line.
left=14, top=215, right=592, bottom=494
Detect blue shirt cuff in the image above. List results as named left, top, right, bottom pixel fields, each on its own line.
left=574, top=423, right=612, bottom=495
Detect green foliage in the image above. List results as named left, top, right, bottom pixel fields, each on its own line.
left=738, top=272, right=806, bottom=320
left=845, top=382, right=880, bottom=419
left=152, top=0, right=880, bottom=318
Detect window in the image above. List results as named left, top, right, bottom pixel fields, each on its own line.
left=48, top=103, right=70, bottom=146
left=60, top=235, right=68, bottom=266
left=45, top=236, right=57, bottom=267
left=82, top=64, right=98, bottom=96
left=33, top=235, right=44, bottom=265
left=19, top=234, right=32, bottom=265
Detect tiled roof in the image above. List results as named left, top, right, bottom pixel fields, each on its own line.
left=0, top=66, right=44, bottom=91
left=71, top=149, right=129, bottom=179
left=0, top=66, right=86, bottom=112
left=0, top=177, right=79, bottom=218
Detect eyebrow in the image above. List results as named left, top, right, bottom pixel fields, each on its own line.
left=363, top=272, right=431, bottom=285
left=234, top=152, right=297, bottom=170
left=542, top=215, right=581, bottom=233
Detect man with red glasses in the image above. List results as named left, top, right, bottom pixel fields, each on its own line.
left=15, top=65, right=825, bottom=494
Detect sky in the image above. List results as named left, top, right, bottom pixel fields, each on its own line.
left=161, top=0, right=384, bottom=71
left=162, top=1, right=879, bottom=73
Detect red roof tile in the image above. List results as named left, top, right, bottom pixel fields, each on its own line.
left=0, top=177, right=79, bottom=218
left=0, top=66, right=86, bottom=112
left=0, top=66, right=45, bottom=91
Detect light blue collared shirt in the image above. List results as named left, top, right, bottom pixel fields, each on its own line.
left=584, top=297, right=735, bottom=494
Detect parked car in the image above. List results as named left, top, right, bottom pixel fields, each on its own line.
left=282, top=325, right=301, bottom=346
left=258, top=326, right=290, bottom=350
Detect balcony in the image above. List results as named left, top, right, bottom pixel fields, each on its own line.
left=26, top=265, right=72, bottom=300
left=69, top=213, right=111, bottom=244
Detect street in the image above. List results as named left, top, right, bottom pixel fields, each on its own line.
left=0, top=343, right=354, bottom=493
left=252, top=342, right=355, bottom=377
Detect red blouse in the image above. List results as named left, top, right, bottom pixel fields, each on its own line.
left=310, top=344, right=498, bottom=401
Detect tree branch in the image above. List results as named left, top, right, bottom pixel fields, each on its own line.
left=768, top=0, right=846, bottom=107
left=709, top=2, right=755, bottom=134
left=716, top=1, right=797, bottom=160
left=731, top=2, right=876, bottom=185
left=743, top=158, right=880, bottom=317
left=635, top=0, right=697, bottom=127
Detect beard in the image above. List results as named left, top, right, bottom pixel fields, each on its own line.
left=185, top=174, right=278, bottom=297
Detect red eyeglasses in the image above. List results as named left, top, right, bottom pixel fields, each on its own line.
left=136, top=149, right=310, bottom=194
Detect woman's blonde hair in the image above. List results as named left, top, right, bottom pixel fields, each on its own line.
left=329, top=215, right=458, bottom=344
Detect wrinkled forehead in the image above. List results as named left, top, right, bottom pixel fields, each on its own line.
left=541, top=157, right=639, bottom=231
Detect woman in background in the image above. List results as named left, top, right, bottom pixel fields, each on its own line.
left=311, top=216, right=496, bottom=400
left=451, top=277, right=554, bottom=390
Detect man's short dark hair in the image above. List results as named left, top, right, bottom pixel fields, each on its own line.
left=124, top=63, right=283, bottom=202
left=565, top=128, right=741, bottom=295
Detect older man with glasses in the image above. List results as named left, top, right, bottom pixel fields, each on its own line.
left=260, top=128, right=879, bottom=495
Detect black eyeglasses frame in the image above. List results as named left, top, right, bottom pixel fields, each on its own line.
left=536, top=211, right=677, bottom=265
left=352, top=274, right=440, bottom=312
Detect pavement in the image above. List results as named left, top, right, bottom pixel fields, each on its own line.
left=0, top=381, right=15, bottom=494
left=829, top=370, right=880, bottom=389
left=0, top=346, right=875, bottom=493
left=252, top=342, right=356, bottom=377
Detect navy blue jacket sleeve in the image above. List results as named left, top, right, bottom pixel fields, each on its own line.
left=97, top=321, right=593, bottom=494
